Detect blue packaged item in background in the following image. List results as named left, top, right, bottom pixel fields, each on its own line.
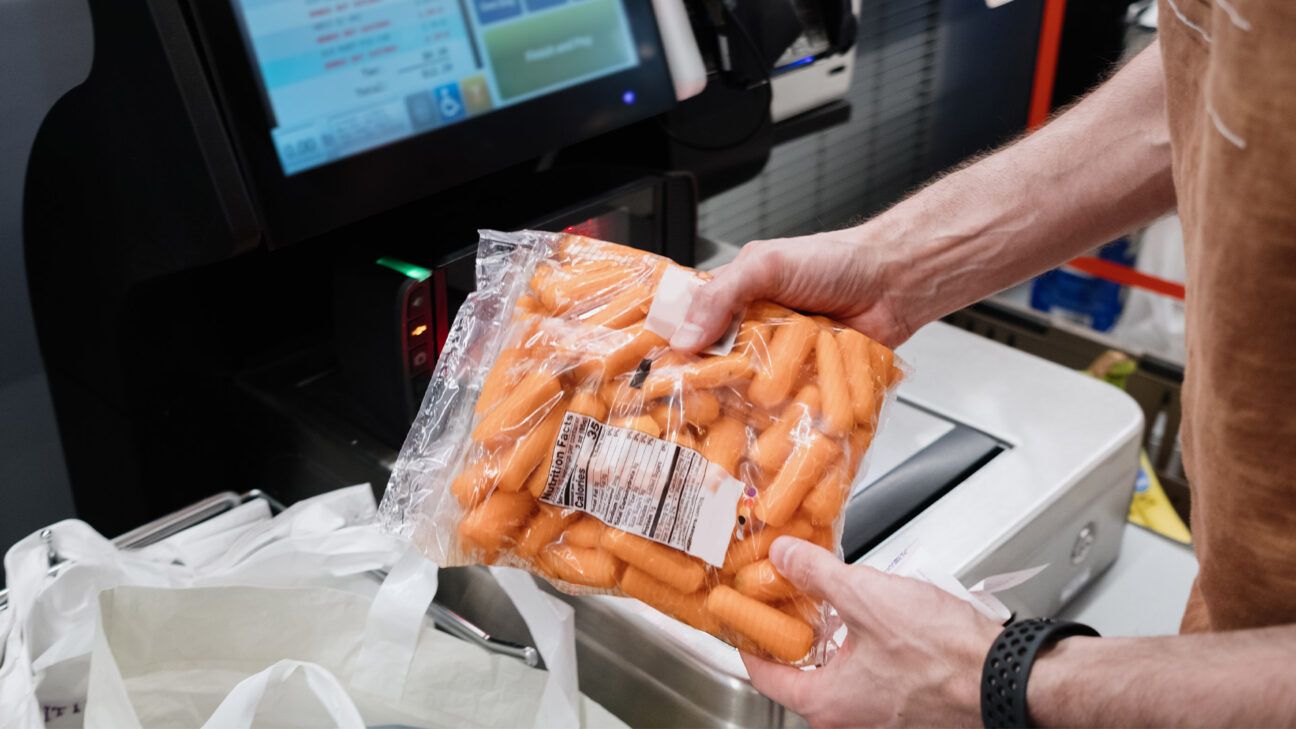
left=1030, top=238, right=1136, bottom=332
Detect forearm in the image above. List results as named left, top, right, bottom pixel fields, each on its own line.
left=863, top=43, right=1175, bottom=330
left=1029, top=626, right=1296, bottom=727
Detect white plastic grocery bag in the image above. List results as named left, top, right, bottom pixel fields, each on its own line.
left=83, top=584, right=623, bottom=728
left=0, top=486, right=402, bottom=729
left=2, top=484, right=604, bottom=728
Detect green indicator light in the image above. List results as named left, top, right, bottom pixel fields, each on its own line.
left=376, top=256, right=432, bottom=282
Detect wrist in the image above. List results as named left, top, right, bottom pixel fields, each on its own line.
left=845, top=211, right=954, bottom=336
left=1024, top=635, right=1103, bottom=728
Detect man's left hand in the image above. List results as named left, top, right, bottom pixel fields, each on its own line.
left=743, top=537, right=1002, bottom=728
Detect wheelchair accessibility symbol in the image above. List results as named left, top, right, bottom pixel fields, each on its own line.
left=434, top=83, right=466, bottom=123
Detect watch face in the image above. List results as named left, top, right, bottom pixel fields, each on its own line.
left=189, top=0, right=674, bottom=243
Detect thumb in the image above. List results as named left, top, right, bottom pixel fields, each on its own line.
left=768, top=536, right=850, bottom=604
left=671, top=249, right=778, bottom=352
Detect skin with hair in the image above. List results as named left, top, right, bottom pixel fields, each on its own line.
left=676, top=44, right=1296, bottom=727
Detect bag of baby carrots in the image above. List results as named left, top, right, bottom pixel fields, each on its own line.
left=380, top=230, right=905, bottom=666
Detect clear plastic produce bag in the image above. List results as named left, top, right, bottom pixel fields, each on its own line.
left=381, top=231, right=905, bottom=665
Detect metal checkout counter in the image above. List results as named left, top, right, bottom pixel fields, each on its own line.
left=2, top=0, right=1141, bottom=725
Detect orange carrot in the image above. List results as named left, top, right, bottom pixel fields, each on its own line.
left=749, top=385, right=821, bottom=473
left=755, top=431, right=841, bottom=527
left=871, top=339, right=899, bottom=387
left=600, top=529, right=706, bottom=594
left=836, top=328, right=878, bottom=426
left=535, top=261, right=627, bottom=313
left=516, top=505, right=579, bottom=558
left=700, top=416, right=748, bottom=477
left=707, top=586, right=814, bottom=662
left=541, top=543, right=621, bottom=588
left=801, top=468, right=850, bottom=526
left=723, top=517, right=812, bottom=573
left=580, top=282, right=653, bottom=329
left=562, top=517, right=608, bottom=549
left=576, top=326, right=667, bottom=384
left=451, top=457, right=493, bottom=508
left=848, top=426, right=873, bottom=472
left=620, top=567, right=720, bottom=633
left=734, top=559, right=797, bottom=602
left=815, top=330, right=854, bottom=436
left=514, top=295, right=547, bottom=317
left=476, top=349, right=527, bottom=415
left=459, top=491, right=536, bottom=559
left=747, top=315, right=818, bottom=409
left=610, top=413, right=662, bottom=439
left=779, top=595, right=824, bottom=625
left=664, top=426, right=698, bottom=450
left=568, top=388, right=608, bottom=420
left=640, top=354, right=755, bottom=401
left=494, top=401, right=567, bottom=492
left=472, top=370, right=563, bottom=445
left=650, top=389, right=721, bottom=432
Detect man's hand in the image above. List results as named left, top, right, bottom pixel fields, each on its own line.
left=674, top=45, right=1175, bottom=355
left=671, top=231, right=915, bottom=352
left=745, top=537, right=1001, bottom=728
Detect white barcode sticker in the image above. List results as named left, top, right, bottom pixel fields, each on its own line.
left=539, top=412, right=743, bottom=566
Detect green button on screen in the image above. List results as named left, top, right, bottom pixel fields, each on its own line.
left=484, top=0, right=633, bottom=101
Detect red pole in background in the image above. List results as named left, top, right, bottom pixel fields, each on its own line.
left=1027, top=0, right=1068, bottom=129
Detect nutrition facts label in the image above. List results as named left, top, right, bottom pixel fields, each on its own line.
left=540, top=413, right=743, bottom=566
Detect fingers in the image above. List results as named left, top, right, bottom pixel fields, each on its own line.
left=741, top=650, right=817, bottom=712
left=671, top=244, right=779, bottom=352
left=768, top=536, right=851, bottom=604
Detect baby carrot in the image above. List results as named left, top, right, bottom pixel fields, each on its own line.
left=541, top=543, right=621, bottom=588
left=569, top=388, right=609, bottom=420
left=749, top=385, right=821, bottom=473
left=747, top=315, right=818, bottom=410
left=734, top=559, right=797, bottom=602
left=640, top=354, right=756, bottom=401
left=451, top=457, right=494, bottom=508
left=801, top=468, right=850, bottom=526
left=580, top=282, right=654, bottom=329
left=871, top=339, right=900, bottom=387
left=650, top=389, right=721, bottom=432
left=755, top=431, right=841, bottom=527
left=576, top=326, right=668, bottom=384
left=779, top=595, right=824, bottom=625
left=700, top=416, right=748, bottom=477
left=562, top=517, right=608, bottom=549
left=557, top=235, right=660, bottom=267
left=610, top=413, right=662, bottom=439
left=459, top=491, right=536, bottom=560
left=707, top=586, right=814, bottom=662
left=601, top=529, right=706, bottom=594
left=493, top=401, right=568, bottom=493
left=472, top=370, right=563, bottom=445
left=515, top=295, right=549, bottom=318
left=620, top=567, right=720, bottom=633
left=835, top=328, right=877, bottom=426
left=664, top=426, right=698, bottom=450
left=516, top=504, right=579, bottom=558
left=536, top=262, right=627, bottom=313
left=476, top=349, right=527, bottom=415
left=723, top=517, right=812, bottom=573
left=848, top=426, right=873, bottom=472
left=815, top=330, right=854, bottom=437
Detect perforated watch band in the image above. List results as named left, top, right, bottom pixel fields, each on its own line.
left=981, top=618, right=1099, bottom=728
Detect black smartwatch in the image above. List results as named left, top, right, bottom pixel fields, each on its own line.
left=981, top=618, right=1099, bottom=729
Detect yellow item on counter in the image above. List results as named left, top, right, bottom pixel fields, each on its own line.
left=1128, top=450, right=1192, bottom=545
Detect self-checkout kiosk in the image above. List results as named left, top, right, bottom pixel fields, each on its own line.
left=5, top=0, right=1140, bottom=724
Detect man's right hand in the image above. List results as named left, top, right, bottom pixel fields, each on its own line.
left=671, top=230, right=917, bottom=352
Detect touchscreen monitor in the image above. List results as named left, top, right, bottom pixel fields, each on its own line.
left=232, top=0, right=644, bottom=175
